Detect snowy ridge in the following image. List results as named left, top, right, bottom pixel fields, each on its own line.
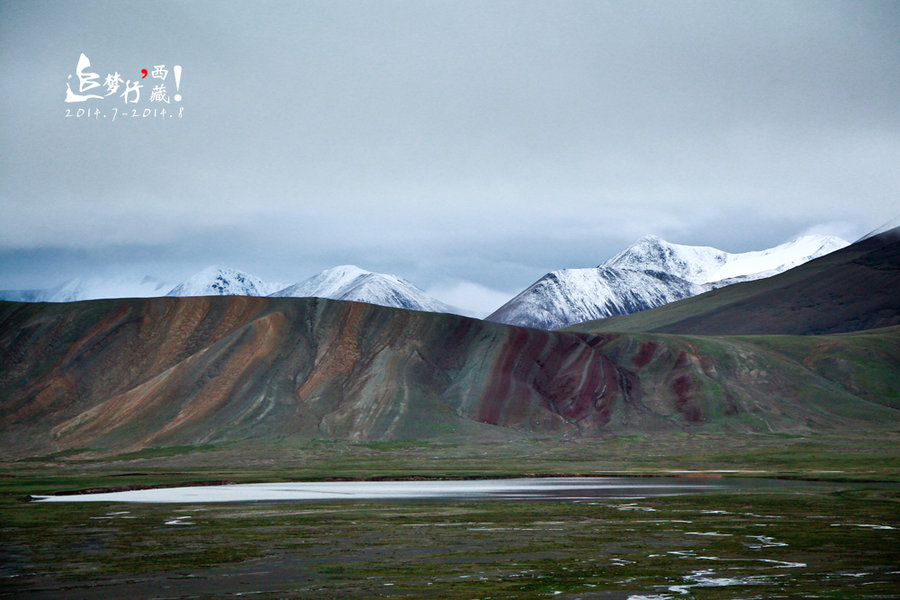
left=271, top=265, right=457, bottom=314
left=166, top=266, right=279, bottom=297
left=488, top=233, right=849, bottom=330
left=604, top=234, right=848, bottom=284
left=0, top=263, right=456, bottom=314
left=603, top=235, right=729, bottom=284
left=0, top=275, right=172, bottom=303
left=488, top=268, right=702, bottom=331
left=856, top=215, right=900, bottom=242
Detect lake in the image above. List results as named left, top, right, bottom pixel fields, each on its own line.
left=33, top=476, right=799, bottom=503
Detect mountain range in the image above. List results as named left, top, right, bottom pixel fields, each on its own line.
left=565, top=227, right=900, bottom=336
left=0, top=229, right=897, bottom=456
left=487, top=234, right=848, bottom=330
left=0, top=275, right=173, bottom=303
left=0, top=234, right=849, bottom=332
left=3, top=265, right=458, bottom=315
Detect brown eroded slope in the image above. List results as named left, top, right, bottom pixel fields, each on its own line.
left=0, top=297, right=642, bottom=456
left=2, top=296, right=896, bottom=458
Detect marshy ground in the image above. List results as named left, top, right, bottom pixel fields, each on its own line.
left=2, top=433, right=898, bottom=599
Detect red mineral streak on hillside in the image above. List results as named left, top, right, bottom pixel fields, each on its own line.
left=1, top=295, right=896, bottom=457
left=1, top=297, right=633, bottom=455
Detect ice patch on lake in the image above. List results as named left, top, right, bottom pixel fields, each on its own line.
left=33, top=477, right=724, bottom=504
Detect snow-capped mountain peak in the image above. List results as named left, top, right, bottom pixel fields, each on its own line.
left=487, top=266, right=702, bottom=330
left=603, top=235, right=729, bottom=283
left=604, top=234, right=848, bottom=285
left=488, top=233, right=849, bottom=330
left=278, top=265, right=374, bottom=298
left=271, top=265, right=458, bottom=314
left=271, top=265, right=457, bottom=313
left=2, top=263, right=457, bottom=315
left=166, top=266, right=277, bottom=297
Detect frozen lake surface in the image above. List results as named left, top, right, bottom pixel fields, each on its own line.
left=33, top=476, right=795, bottom=504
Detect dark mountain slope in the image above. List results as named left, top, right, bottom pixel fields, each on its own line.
left=565, top=228, right=900, bottom=336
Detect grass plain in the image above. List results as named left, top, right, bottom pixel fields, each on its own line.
left=2, top=433, right=898, bottom=599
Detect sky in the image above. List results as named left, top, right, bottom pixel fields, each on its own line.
left=2, top=0, right=899, bottom=316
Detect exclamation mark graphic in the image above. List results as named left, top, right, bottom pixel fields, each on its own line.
left=173, top=65, right=182, bottom=101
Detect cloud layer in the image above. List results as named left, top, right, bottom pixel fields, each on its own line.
left=2, top=1, right=898, bottom=311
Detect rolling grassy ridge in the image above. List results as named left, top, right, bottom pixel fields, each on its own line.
left=583, top=326, right=900, bottom=432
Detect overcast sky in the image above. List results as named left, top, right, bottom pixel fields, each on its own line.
left=2, top=0, right=898, bottom=315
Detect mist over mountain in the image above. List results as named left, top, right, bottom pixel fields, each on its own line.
left=0, top=265, right=457, bottom=315
left=0, top=275, right=172, bottom=303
